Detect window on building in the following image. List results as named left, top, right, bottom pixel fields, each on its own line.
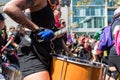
left=101, top=8, right=105, bottom=16
left=75, top=8, right=80, bottom=16
left=108, top=17, right=113, bottom=23
left=95, top=7, right=101, bottom=16
left=87, top=19, right=92, bottom=28
left=94, top=17, right=104, bottom=28
left=107, top=0, right=116, bottom=7
left=91, top=7, right=95, bottom=16
left=108, top=9, right=114, bottom=16
left=79, top=7, right=86, bottom=16
left=93, top=0, right=105, bottom=5
left=108, top=9, right=115, bottom=23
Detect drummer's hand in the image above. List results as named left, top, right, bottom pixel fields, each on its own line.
left=67, top=51, right=73, bottom=57
left=51, top=33, right=65, bottom=41
left=37, top=29, right=54, bottom=42
left=96, top=49, right=102, bottom=55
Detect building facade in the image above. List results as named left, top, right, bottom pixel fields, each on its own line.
left=71, top=0, right=120, bottom=35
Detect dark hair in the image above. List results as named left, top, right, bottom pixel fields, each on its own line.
left=60, top=19, right=65, bottom=24
left=0, top=14, right=5, bottom=21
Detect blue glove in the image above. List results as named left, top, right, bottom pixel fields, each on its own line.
left=37, top=29, right=54, bottom=42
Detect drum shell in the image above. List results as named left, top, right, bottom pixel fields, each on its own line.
left=51, top=55, right=107, bottom=80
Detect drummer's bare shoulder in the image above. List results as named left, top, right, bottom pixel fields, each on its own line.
left=3, top=0, right=47, bottom=31
left=4, top=0, right=46, bottom=9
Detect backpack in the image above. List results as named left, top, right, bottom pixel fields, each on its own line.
left=98, top=18, right=120, bottom=55
left=97, top=25, right=114, bottom=51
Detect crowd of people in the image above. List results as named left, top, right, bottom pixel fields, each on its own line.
left=0, top=0, right=120, bottom=80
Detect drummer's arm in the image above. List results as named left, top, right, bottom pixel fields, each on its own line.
left=62, top=39, right=73, bottom=56
left=96, top=41, right=103, bottom=55
left=3, top=0, right=39, bottom=31
left=93, top=41, right=103, bottom=55
left=96, top=49, right=103, bottom=55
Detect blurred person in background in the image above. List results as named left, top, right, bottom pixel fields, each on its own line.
left=53, top=4, right=61, bottom=28
left=0, top=13, right=7, bottom=80
left=0, top=13, right=7, bottom=51
left=52, top=19, right=72, bottom=56
left=7, top=26, right=15, bottom=38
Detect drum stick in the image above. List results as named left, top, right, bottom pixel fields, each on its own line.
left=0, top=35, right=15, bottom=53
left=54, top=27, right=68, bottom=36
left=38, top=27, right=69, bottom=43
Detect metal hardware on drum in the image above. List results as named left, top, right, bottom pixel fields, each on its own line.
left=50, top=41, right=54, bottom=50
left=51, top=54, right=108, bottom=80
left=60, top=57, right=67, bottom=80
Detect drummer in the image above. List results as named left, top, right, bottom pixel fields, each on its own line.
left=3, top=0, right=57, bottom=80
left=52, top=19, right=72, bottom=56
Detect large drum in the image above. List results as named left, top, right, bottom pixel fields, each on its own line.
left=50, top=55, right=108, bottom=80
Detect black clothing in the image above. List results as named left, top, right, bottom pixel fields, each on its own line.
left=106, top=18, right=120, bottom=79
left=63, top=33, right=67, bottom=43
left=53, top=32, right=68, bottom=54
left=31, top=4, right=55, bottom=29
left=108, top=46, right=120, bottom=72
left=0, top=35, right=5, bottom=50
left=0, top=14, right=4, bottom=21
left=0, top=35, right=5, bottom=68
left=18, top=3, right=55, bottom=78
left=53, top=37, right=63, bottom=50
left=110, top=18, right=120, bottom=55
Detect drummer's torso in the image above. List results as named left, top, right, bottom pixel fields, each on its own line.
left=30, top=0, right=47, bottom=12
left=30, top=0, right=55, bottom=29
